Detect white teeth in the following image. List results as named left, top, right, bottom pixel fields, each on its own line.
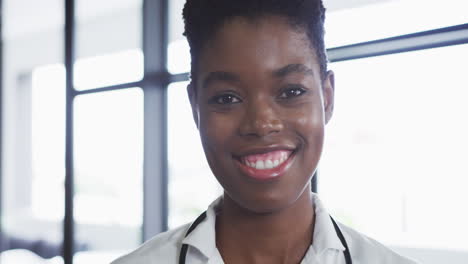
left=280, top=154, right=287, bottom=163
left=256, top=160, right=265, bottom=170
left=243, top=158, right=288, bottom=170
left=241, top=152, right=292, bottom=170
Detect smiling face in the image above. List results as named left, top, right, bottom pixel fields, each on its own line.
left=189, top=16, right=334, bottom=213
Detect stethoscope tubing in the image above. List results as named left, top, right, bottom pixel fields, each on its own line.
left=179, top=211, right=352, bottom=264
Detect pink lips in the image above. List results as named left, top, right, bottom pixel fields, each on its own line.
left=236, top=150, right=295, bottom=181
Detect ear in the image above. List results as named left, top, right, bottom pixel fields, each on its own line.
left=323, top=70, right=335, bottom=124
left=187, top=83, right=200, bottom=129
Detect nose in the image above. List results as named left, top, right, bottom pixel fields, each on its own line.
left=238, top=99, right=284, bottom=138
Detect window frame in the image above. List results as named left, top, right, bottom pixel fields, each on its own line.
left=0, top=0, right=3, bottom=254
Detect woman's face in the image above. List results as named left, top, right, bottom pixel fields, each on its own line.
left=189, top=16, right=334, bottom=213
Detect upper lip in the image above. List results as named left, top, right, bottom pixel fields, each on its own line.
left=233, top=144, right=297, bottom=158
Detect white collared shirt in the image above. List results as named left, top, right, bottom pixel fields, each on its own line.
left=111, top=193, right=418, bottom=264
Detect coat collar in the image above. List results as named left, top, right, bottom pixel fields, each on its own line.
left=181, top=193, right=345, bottom=260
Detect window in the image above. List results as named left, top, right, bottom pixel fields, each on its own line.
left=325, top=0, right=468, bottom=47
left=2, top=0, right=65, bottom=263
left=74, top=50, right=143, bottom=90
left=10, top=50, right=144, bottom=263
left=321, top=43, right=468, bottom=252
left=75, top=0, right=143, bottom=88
left=31, top=64, right=66, bottom=222
left=167, top=0, right=190, bottom=74
left=74, top=87, right=143, bottom=253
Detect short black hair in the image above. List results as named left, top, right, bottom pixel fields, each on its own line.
left=183, top=0, right=328, bottom=87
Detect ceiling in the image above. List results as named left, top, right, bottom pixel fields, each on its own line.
left=3, top=0, right=392, bottom=40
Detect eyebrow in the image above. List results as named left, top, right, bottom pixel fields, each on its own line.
left=202, top=64, right=314, bottom=88
left=202, top=71, right=241, bottom=88
left=273, top=64, right=315, bottom=78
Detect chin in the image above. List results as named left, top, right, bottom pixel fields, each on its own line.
left=225, top=186, right=305, bottom=215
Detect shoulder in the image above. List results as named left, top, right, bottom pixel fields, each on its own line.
left=111, top=223, right=190, bottom=264
left=337, top=222, right=419, bottom=264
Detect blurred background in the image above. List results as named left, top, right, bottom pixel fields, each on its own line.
left=1, top=0, right=467, bottom=263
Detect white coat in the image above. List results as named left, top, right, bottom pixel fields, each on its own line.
left=112, top=193, right=418, bottom=264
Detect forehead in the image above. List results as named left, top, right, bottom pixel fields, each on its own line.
left=197, top=16, right=319, bottom=84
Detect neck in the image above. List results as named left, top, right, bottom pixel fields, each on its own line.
left=216, top=190, right=315, bottom=264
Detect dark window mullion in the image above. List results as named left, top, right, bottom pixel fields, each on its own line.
left=64, top=0, right=76, bottom=264
left=167, top=72, right=190, bottom=83
left=328, top=23, right=468, bottom=62
left=74, top=80, right=144, bottom=96
left=0, top=0, right=4, bottom=251
left=142, top=0, right=170, bottom=241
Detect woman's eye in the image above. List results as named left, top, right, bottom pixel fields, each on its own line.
left=279, top=86, right=307, bottom=99
left=211, top=94, right=241, bottom=105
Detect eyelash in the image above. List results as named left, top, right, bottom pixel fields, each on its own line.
left=209, top=85, right=307, bottom=105
left=210, top=93, right=242, bottom=105
left=278, top=85, right=308, bottom=99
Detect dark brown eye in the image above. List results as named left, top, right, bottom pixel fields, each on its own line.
left=279, top=86, right=307, bottom=99
left=211, top=94, right=241, bottom=105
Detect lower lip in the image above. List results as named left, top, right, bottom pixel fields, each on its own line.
left=236, top=153, right=295, bottom=181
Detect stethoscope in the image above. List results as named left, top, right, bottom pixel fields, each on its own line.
left=179, top=212, right=352, bottom=264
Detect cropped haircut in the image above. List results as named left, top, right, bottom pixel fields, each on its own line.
left=182, top=0, right=328, bottom=88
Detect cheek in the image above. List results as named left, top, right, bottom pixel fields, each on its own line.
left=198, top=110, right=243, bottom=187
left=292, top=103, right=325, bottom=157
left=292, top=101, right=325, bottom=132
left=198, top=110, right=239, bottom=161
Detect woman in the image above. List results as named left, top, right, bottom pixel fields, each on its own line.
left=113, top=0, right=418, bottom=263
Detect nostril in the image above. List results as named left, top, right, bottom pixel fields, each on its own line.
left=239, top=116, right=283, bottom=137
left=238, top=102, right=283, bottom=137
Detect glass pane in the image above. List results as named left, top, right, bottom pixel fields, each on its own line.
left=73, top=88, right=144, bottom=262
left=168, top=82, right=223, bottom=228
left=168, top=0, right=192, bottom=74
left=320, top=44, right=468, bottom=259
left=325, top=0, right=468, bottom=48
left=75, top=0, right=143, bottom=90
left=31, top=65, right=66, bottom=224
left=2, top=0, right=65, bottom=263
left=74, top=49, right=143, bottom=90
